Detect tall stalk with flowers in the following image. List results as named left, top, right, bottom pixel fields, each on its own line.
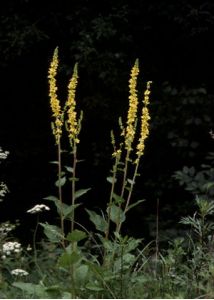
left=104, top=59, right=152, bottom=236
left=121, top=59, right=140, bottom=199
left=48, top=47, right=65, bottom=247
left=116, top=80, right=152, bottom=233
left=65, top=63, right=83, bottom=234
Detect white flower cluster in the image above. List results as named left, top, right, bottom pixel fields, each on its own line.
left=0, top=222, right=15, bottom=237
left=27, top=204, right=50, bottom=214
left=2, top=241, right=22, bottom=256
left=11, top=269, right=29, bottom=276
left=0, top=182, right=9, bottom=202
left=0, top=147, right=9, bottom=161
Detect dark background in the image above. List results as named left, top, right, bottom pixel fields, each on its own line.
left=1, top=0, right=214, bottom=243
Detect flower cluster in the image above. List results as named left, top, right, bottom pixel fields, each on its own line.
left=27, top=204, right=50, bottom=214
left=136, top=81, right=152, bottom=161
left=2, top=241, right=22, bottom=256
left=11, top=269, right=29, bottom=276
left=0, top=147, right=9, bottom=161
left=48, top=47, right=63, bottom=144
left=125, top=59, right=139, bottom=151
left=66, top=63, right=80, bottom=145
left=0, top=182, right=9, bottom=202
left=0, top=222, right=15, bottom=237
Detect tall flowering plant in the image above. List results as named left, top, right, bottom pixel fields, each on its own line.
left=105, top=60, right=152, bottom=235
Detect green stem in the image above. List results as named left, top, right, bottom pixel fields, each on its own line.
left=71, top=142, right=77, bottom=299
left=106, top=156, right=119, bottom=240
left=117, top=159, right=140, bottom=234
left=120, top=150, right=130, bottom=199
left=33, top=215, right=42, bottom=274
left=71, top=143, right=77, bottom=234
left=57, top=140, right=65, bottom=248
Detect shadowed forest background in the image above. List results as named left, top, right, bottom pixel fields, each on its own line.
left=1, top=0, right=214, bottom=243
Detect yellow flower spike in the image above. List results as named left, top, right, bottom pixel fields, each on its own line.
left=111, top=130, right=122, bottom=159
left=136, top=81, right=152, bottom=161
left=125, top=59, right=140, bottom=151
left=66, top=63, right=79, bottom=146
left=48, top=47, right=63, bottom=144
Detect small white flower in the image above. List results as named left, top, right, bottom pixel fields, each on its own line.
left=27, top=244, right=32, bottom=251
left=2, top=241, right=22, bottom=256
left=11, top=269, right=29, bottom=276
left=1, top=255, right=6, bottom=260
left=0, top=182, right=9, bottom=202
left=0, top=147, right=9, bottom=161
left=0, top=222, right=15, bottom=235
left=27, top=204, right=50, bottom=214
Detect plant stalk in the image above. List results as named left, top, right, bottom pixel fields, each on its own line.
left=57, top=140, right=65, bottom=248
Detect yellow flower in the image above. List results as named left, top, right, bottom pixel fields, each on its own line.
left=48, top=47, right=63, bottom=144
left=136, top=81, right=152, bottom=161
left=125, top=59, right=139, bottom=151
left=66, top=63, right=80, bottom=145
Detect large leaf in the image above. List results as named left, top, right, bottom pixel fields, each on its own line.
left=86, top=209, right=107, bottom=233
left=106, top=204, right=125, bottom=224
left=40, top=223, right=63, bottom=243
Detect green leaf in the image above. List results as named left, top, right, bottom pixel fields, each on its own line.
left=75, top=265, right=89, bottom=282
left=126, top=199, right=145, bottom=211
left=44, top=195, right=59, bottom=202
left=106, top=176, right=117, bottom=184
left=63, top=203, right=81, bottom=219
left=66, top=230, right=87, bottom=242
left=86, top=209, right=107, bottom=233
left=107, top=204, right=125, bottom=224
left=55, top=176, right=66, bottom=187
left=58, top=251, right=81, bottom=268
left=62, top=292, right=72, bottom=299
left=112, top=192, right=124, bottom=205
left=49, top=161, right=59, bottom=165
left=75, top=188, right=91, bottom=200
left=127, top=178, right=135, bottom=185
left=43, top=196, right=80, bottom=219
left=64, top=166, right=74, bottom=173
left=85, top=283, right=104, bottom=291
left=13, top=282, right=48, bottom=298
left=202, top=182, right=214, bottom=191
left=40, top=223, right=63, bottom=243
left=45, top=285, right=62, bottom=298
